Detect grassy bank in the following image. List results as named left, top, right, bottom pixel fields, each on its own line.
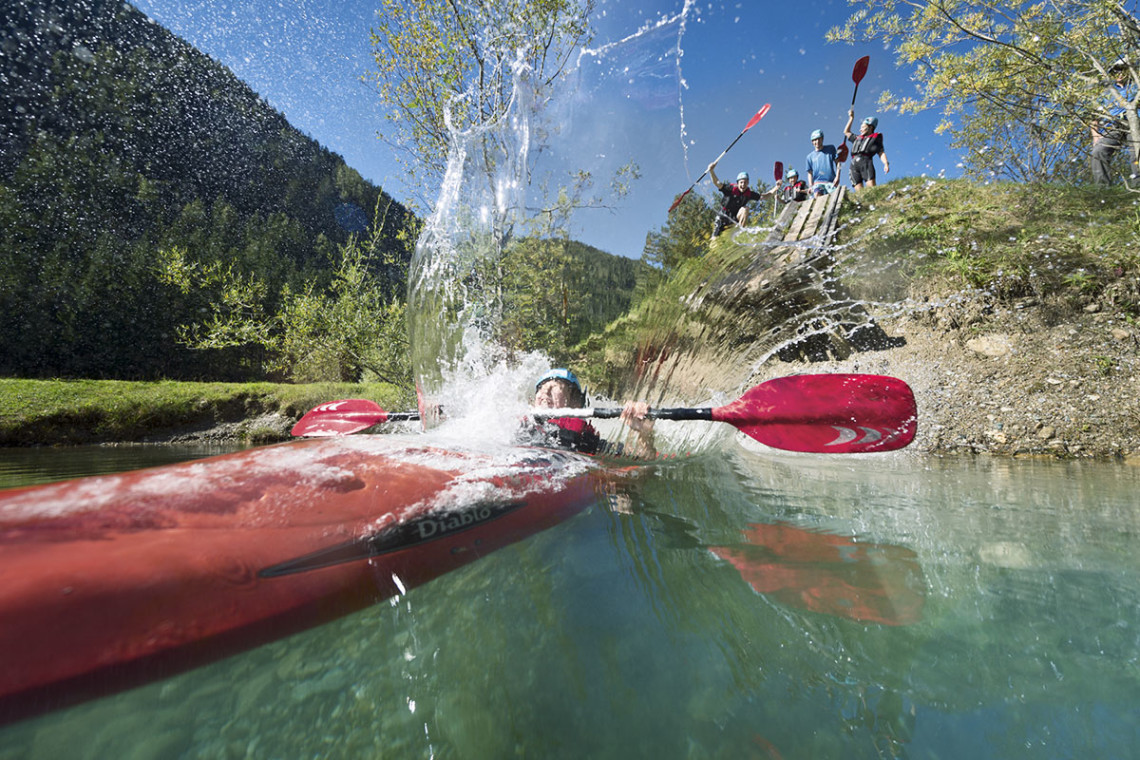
left=0, top=379, right=410, bottom=446
left=839, top=178, right=1140, bottom=310
left=575, top=179, right=1140, bottom=392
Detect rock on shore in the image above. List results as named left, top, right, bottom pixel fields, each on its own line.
left=798, top=292, right=1140, bottom=461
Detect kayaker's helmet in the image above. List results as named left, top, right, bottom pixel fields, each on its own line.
left=736, top=171, right=750, bottom=182
left=862, top=116, right=878, bottom=130
left=786, top=167, right=798, bottom=178
left=535, top=368, right=586, bottom=406
left=810, top=129, right=824, bottom=141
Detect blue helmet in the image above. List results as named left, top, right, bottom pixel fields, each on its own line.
left=810, top=129, right=824, bottom=140
left=862, top=116, right=879, bottom=130
left=535, top=368, right=582, bottom=393
left=736, top=171, right=750, bottom=182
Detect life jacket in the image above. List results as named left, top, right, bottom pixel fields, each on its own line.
left=522, top=417, right=602, bottom=454
left=851, top=132, right=882, bottom=157
left=720, top=184, right=761, bottom=215
left=781, top=180, right=808, bottom=203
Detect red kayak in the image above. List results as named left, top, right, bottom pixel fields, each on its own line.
left=0, top=436, right=605, bottom=725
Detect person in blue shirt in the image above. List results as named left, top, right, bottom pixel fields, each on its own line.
left=805, top=129, right=839, bottom=196
left=1092, top=59, right=1138, bottom=186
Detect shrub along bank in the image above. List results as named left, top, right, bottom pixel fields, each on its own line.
left=0, top=379, right=409, bottom=446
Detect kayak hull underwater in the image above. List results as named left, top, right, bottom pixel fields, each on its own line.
left=0, top=436, right=604, bottom=725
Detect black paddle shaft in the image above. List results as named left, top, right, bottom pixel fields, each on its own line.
left=582, top=407, right=714, bottom=421
left=384, top=412, right=421, bottom=422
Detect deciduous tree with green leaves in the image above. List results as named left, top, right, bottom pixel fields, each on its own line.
left=366, top=0, right=595, bottom=196
left=155, top=200, right=415, bottom=388
left=828, top=0, right=1140, bottom=185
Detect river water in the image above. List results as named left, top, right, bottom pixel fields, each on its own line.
left=1, top=442, right=1137, bottom=759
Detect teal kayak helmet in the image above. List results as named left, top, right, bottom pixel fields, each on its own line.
left=536, top=367, right=580, bottom=391
left=736, top=171, right=750, bottom=182
left=535, top=368, right=585, bottom=406
left=786, top=167, right=798, bottom=177
left=810, top=129, right=824, bottom=140
left=862, top=116, right=879, bottom=130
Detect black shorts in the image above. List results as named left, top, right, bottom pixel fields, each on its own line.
left=850, top=155, right=876, bottom=185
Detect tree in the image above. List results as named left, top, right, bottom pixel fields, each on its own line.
left=154, top=200, right=415, bottom=386
left=642, top=193, right=716, bottom=277
left=366, top=0, right=595, bottom=195
left=828, top=0, right=1140, bottom=185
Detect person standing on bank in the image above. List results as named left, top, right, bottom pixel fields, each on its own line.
left=1091, top=58, right=1139, bottom=187
left=708, top=161, right=763, bottom=237
left=805, top=129, right=839, bottom=196
left=843, top=109, right=890, bottom=189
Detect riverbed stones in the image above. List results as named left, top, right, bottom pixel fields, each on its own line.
left=966, top=334, right=1013, bottom=358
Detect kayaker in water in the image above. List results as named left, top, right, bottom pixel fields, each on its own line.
left=522, top=368, right=656, bottom=457
left=707, top=161, right=764, bottom=237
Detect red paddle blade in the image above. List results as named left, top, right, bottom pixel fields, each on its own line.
left=667, top=188, right=691, bottom=213
left=712, top=374, right=917, bottom=453
left=744, top=103, right=771, bottom=131
left=291, top=399, right=389, bottom=437
left=837, top=143, right=849, bottom=162
left=852, top=55, right=870, bottom=84
left=774, top=160, right=783, bottom=181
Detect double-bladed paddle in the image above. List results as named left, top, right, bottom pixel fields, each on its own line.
left=292, top=374, right=917, bottom=454
left=289, top=399, right=420, bottom=438
left=668, top=104, right=771, bottom=214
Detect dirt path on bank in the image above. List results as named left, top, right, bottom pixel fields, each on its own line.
left=791, top=292, right=1140, bottom=460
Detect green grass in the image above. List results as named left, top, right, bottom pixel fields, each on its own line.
left=841, top=179, right=1140, bottom=308
left=0, top=378, right=410, bottom=445
left=574, top=177, right=1140, bottom=393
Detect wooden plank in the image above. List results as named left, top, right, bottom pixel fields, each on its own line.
left=818, top=187, right=845, bottom=242
left=782, top=197, right=815, bottom=242
left=799, top=194, right=829, bottom=241
left=764, top=201, right=801, bottom=244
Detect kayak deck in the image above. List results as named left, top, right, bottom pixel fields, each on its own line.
left=0, top=435, right=605, bottom=724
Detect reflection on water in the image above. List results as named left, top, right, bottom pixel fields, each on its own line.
left=2, top=444, right=1138, bottom=758
left=0, top=444, right=247, bottom=488
left=710, top=522, right=926, bottom=626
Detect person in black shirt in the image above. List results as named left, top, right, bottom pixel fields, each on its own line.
left=843, top=109, right=890, bottom=189
left=708, top=161, right=763, bottom=236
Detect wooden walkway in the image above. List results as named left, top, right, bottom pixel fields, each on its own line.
left=765, top=186, right=846, bottom=263
left=699, top=186, right=897, bottom=363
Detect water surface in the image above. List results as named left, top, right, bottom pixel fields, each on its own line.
left=1, top=443, right=1137, bottom=758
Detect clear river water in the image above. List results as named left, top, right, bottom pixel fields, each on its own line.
left=1, top=442, right=1137, bottom=759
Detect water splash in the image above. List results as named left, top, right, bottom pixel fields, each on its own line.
left=407, top=6, right=700, bottom=429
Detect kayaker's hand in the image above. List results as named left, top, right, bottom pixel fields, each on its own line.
left=620, top=401, right=653, bottom=433
left=620, top=401, right=656, bottom=458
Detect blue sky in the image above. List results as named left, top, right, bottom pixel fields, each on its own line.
left=131, top=0, right=957, bottom=258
